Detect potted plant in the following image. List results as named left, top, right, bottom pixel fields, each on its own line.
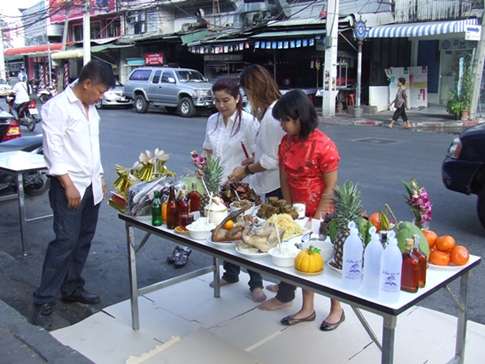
left=446, top=57, right=473, bottom=120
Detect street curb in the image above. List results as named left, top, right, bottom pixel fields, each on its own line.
left=0, top=300, right=92, bottom=364
left=318, top=117, right=477, bottom=130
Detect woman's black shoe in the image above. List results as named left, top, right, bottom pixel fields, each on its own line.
left=174, top=247, right=192, bottom=268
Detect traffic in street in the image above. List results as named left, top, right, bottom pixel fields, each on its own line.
left=1, top=102, right=484, bottom=330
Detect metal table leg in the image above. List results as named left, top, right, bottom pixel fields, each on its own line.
left=381, top=314, right=397, bottom=364
left=453, top=271, right=470, bottom=364
left=126, top=223, right=140, bottom=330
left=213, top=257, right=221, bottom=298
left=16, top=171, right=27, bottom=256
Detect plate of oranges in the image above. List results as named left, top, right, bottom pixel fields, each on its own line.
left=425, top=232, right=471, bottom=270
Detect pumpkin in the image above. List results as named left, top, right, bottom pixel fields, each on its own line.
left=295, top=245, right=324, bottom=273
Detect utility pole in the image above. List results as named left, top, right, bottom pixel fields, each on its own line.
left=83, top=0, right=91, bottom=65
left=322, top=0, right=339, bottom=117
left=0, top=22, right=6, bottom=81
left=469, top=2, right=485, bottom=120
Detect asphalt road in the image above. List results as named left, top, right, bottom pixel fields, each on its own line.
left=1, top=102, right=483, bottom=331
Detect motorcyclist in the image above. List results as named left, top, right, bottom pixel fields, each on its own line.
left=11, top=73, right=30, bottom=118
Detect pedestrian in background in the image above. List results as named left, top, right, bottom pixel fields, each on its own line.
left=32, top=60, right=116, bottom=330
left=388, top=77, right=411, bottom=129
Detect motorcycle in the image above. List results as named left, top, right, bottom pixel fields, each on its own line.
left=0, top=135, right=50, bottom=196
left=6, top=94, right=40, bottom=132
left=37, top=85, right=57, bottom=104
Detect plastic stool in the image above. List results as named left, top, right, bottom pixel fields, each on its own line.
left=346, top=93, right=356, bottom=107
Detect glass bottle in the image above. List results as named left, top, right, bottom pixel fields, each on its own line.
left=379, top=230, right=402, bottom=303
left=151, top=190, right=162, bottom=226
left=188, top=182, right=201, bottom=213
left=166, top=186, right=178, bottom=229
left=412, top=234, right=427, bottom=288
left=401, top=238, right=420, bottom=293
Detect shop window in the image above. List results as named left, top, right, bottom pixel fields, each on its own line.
left=73, top=24, right=83, bottom=41
left=106, top=20, right=120, bottom=38
left=91, top=22, right=101, bottom=39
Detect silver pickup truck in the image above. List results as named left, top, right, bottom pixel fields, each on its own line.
left=124, top=67, right=214, bottom=118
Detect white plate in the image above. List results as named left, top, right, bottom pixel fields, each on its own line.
left=428, top=261, right=471, bottom=270
left=235, top=246, right=269, bottom=258
left=206, top=235, right=239, bottom=248
left=326, top=257, right=342, bottom=274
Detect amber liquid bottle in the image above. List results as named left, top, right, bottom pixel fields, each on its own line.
left=188, top=182, right=201, bottom=213
left=401, top=238, right=420, bottom=293
left=412, top=234, right=427, bottom=288
left=166, top=186, right=178, bottom=229
left=177, top=188, right=190, bottom=229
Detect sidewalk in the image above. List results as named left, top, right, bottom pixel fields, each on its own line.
left=319, top=105, right=484, bottom=130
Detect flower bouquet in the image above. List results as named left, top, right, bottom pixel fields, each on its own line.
left=402, top=178, right=432, bottom=229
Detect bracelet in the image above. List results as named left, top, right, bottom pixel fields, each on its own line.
left=245, top=164, right=254, bottom=175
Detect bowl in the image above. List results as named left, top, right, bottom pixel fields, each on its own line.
left=314, top=240, right=334, bottom=262
left=203, top=205, right=228, bottom=226
left=229, top=200, right=255, bottom=216
left=186, top=225, right=212, bottom=240
left=268, top=244, right=300, bottom=267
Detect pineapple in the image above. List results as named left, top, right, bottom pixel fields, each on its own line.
left=332, top=181, right=365, bottom=269
left=200, top=156, right=224, bottom=215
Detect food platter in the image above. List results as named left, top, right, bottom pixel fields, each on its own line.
left=428, top=261, right=471, bottom=270
left=326, top=257, right=342, bottom=274
left=206, top=235, right=239, bottom=248
left=235, top=246, right=269, bottom=258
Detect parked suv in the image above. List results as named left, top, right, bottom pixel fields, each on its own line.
left=442, top=123, right=485, bottom=228
left=124, top=67, right=214, bottom=117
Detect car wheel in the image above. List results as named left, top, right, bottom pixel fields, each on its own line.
left=39, top=94, right=49, bottom=104
left=178, top=97, right=195, bottom=118
left=134, top=95, right=149, bottom=113
left=478, top=186, right=485, bottom=229
left=27, top=118, right=36, bottom=131
left=165, top=106, right=177, bottom=114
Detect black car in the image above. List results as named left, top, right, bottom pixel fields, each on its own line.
left=442, top=123, right=485, bottom=228
left=0, top=108, right=21, bottom=142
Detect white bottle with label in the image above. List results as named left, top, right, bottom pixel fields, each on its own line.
left=362, top=226, right=384, bottom=297
left=341, top=221, right=363, bottom=291
left=379, top=230, right=402, bottom=304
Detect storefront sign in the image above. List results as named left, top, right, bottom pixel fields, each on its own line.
left=144, top=53, right=164, bottom=65
left=465, top=25, right=481, bottom=41
left=440, top=39, right=477, bottom=51
left=127, top=58, right=145, bottom=66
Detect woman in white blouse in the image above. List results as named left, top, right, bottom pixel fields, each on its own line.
left=203, top=77, right=265, bottom=302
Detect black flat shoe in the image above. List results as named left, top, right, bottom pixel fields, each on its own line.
left=320, top=310, right=345, bottom=331
left=174, top=247, right=192, bottom=268
left=33, top=302, right=53, bottom=330
left=62, top=287, right=101, bottom=305
left=280, top=311, right=316, bottom=326
left=167, top=246, right=183, bottom=264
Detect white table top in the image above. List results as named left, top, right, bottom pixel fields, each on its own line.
left=0, top=151, right=47, bottom=173
left=120, top=214, right=481, bottom=317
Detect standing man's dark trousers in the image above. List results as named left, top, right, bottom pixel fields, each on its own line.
left=33, top=178, right=100, bottom=305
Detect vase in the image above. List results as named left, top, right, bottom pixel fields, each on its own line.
left=413, top=219, right=429, bottom=231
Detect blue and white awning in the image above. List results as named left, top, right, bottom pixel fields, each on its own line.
left=367, top=18, right=479, bottom=38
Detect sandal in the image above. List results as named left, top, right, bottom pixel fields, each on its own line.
left=320, top=310, right=345, bottom=331
left=174, top=247, right=192, bottom=268
left=167, top=246, right=183, bottom=264
left=386, top=124, right=393, bottom=128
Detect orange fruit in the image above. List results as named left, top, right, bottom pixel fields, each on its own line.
left=223, top=220, right=234, bottom=229
left=430, top=250, right=451, bottom=266
left=450, top=246, right=470, bottom=266
left=435, top=235, right=456, bottom=252
left=422, top=230, right=438, bottom=249
left=369, top=212, right=381, bottom=231
left=162, top=203, right=168, bottom=222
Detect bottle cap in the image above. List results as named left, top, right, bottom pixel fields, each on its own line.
left=347, top=221, right=358, bottom=235
left=387, top=230, right=397, bottom=245
left=405, top=238, right=413, bottom=250
left=368, top=226, right=380, bottom=245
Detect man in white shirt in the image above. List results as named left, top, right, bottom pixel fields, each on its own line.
left=33, top=60, right=115, bottom=330
left=11, top=72, right=30, bottom=118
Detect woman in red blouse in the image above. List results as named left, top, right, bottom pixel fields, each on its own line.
left=272, top=89, right=344, bottom=331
